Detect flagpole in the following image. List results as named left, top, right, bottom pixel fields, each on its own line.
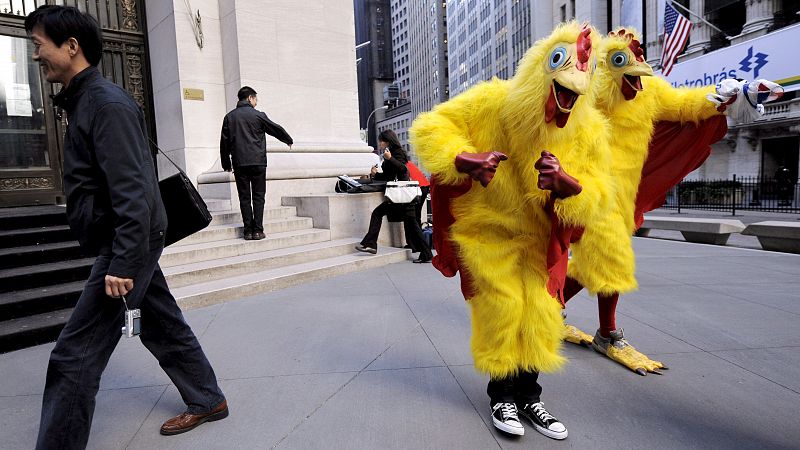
left=667, top=0, right=729, bottom=37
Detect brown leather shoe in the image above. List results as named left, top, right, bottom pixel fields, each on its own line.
left=160, top=400, right=229, bottom=436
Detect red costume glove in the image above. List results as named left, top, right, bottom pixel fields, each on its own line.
left=454, top=151, right=508, bottom=187
left=535, top=151, right=582, bottom=199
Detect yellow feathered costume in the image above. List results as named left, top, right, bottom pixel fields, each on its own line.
left=568, top=31, right=720, bottom=293
left=563, top=30, right=724, bottom=374
left=410, top=23, right=612, bottom=379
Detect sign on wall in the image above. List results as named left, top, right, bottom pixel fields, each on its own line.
left=658, top=23, right=800, bottom=92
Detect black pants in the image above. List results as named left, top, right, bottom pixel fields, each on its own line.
left=234, top=165, right=267, bottom=233
left=361, top=201, right=433, bottom=261
left=36, top=244, right=225, bottom=450
left=487, top=370, right=542, bottom=405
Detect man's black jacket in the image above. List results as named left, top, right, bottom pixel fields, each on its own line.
left=220, top=100, right=293, bottom=171
left=54, top=67, right=167, bottom=279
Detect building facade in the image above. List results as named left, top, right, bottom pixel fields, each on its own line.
left=354, top=0, right=393, bottom=149
left=639, top=0, right=800, bottom=181
left=375, top=0, right=448, bottom=164
left=0, top=0, right=154, bottom=208
left=0, top=0, right=375, bottom=210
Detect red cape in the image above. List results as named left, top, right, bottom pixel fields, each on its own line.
left=634, top=116, right=729, bottom=228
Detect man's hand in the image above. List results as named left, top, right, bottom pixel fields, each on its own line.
left=383, top=149, right=392, bottom=160
left=105, top=275, right=134, bottom=298
left=370, top=165, right=378, bottom=176
left=454, top=151, right=508, bottom=187
left=535, top=151, right=582, bottom=199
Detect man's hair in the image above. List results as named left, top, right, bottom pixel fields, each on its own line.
left=25, top=5, right=103, bottom=66
left=237, top=86, right=257, bottom=101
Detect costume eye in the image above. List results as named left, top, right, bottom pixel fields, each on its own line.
left=549, top=47, right=567, bottom=69
left=611, top=51, right=628, bottom=68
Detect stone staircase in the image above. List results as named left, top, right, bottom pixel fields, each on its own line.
left=0, top=205, right=409, bottom=353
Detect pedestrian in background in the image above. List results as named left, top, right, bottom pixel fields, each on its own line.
left=26, top=6, right=227, bottom=449
left=220, top=87, right=294, bottom=240
left=355, top=130, right=433, bottom=263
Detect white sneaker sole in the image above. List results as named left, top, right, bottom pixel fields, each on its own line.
left=532, top=423, right=568, bottom=440
left=492, top=417, right=525, bottom=436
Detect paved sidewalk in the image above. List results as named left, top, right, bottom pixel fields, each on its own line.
left=1, top=238, right=799, bottom=449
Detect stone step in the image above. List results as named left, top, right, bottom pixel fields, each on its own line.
left=176, top=217, right=314, bottom=246
left=0, top=308, right=73, bottom=354
left=205, top=199, right=233, bottom=212
left=172, top=247, right=411, bottom=310
left=160, top=228, right=332, bottom=268
left=0, top=247, right=412, bottom=354
left=210, top=207, right=298, bottom=226
left=0, top=281, right=84, bottom=321
left=0, top=240, right=87, bottom=270
left=0, top=225, right=75, bottom=249
left=163, top=238, right=362, bottom=288
left=0, top=205, right=67, bottom=231
left=0, top=257, right=95, bottom=293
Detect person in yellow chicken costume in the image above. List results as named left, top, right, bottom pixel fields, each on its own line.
left=410, top=22, right=613, bottom=440
left=562, top=29, right=783, bottom=375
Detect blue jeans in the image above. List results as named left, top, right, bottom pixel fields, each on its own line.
left=36, top=244, right=225, bottom=450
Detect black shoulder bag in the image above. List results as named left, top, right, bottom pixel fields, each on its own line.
left=151, top=139, right=213, bottom=246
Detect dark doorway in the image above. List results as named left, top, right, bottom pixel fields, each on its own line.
left=0, top=0, right=154, bottom=208
left=761, top=136, right=800, bottom=181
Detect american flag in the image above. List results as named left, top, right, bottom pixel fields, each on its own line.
left=660, top=2, right=692, bottom=76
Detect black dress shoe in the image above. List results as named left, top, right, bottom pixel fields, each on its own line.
left=412, top=258, right=431, bottom=263
left=243, top=232, right=253, bottom=240
left=355, top=244, right=377, bottom=254
left=253, top=232, right=266, bottom=240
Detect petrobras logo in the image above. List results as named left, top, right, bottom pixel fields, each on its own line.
left=739, top=46, right=768, bottom=78
left=667, top=46, right=769, bottom=88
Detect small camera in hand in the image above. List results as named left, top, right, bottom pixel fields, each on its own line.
left=121, top=309, right=141, bottom=338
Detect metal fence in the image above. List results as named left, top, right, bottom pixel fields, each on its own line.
left=662, top=175, right=800, bottom=214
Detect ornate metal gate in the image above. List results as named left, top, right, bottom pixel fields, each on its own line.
left=0, top=0, right=154, bottom=207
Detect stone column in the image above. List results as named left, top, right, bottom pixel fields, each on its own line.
left=681, top=0, right=711, bottom=61
left=732, top=0, right=778, bottom=44
left=644, top=0, right=661, bottom=69
left=147, top=0, right=375, bottom=210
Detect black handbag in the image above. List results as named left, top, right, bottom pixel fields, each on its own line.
left=151, top=140, right=212, bottom=246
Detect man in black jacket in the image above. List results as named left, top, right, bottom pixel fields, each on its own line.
left=220, top=87, right=293, bottom=240
left=27, top=7, right=227, bottom=449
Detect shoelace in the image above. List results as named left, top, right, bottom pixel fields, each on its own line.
left=496, top=403, right=518, bottom=420
left=532, top=403, right=556, bottom=422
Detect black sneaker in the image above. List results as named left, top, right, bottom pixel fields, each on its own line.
left=354, top=244, right=377, bottom=254
left=518, top=402, right=568, bottom=440
left=491, top=402, right=524, bottom=436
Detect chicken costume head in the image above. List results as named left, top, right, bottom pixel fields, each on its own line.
left=599, top=29, right=653, bottom=101
left=506, top=22, right=600, bottom=130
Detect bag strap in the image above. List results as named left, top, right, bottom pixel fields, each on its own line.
left=149, top=138, right=189, bottom=178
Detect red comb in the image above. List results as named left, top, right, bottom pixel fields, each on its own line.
left=628, top=38, right=645, bottom=62
left=609, top=29, right=644, bottom=62
left=576, top=26, right=592, bottom=72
